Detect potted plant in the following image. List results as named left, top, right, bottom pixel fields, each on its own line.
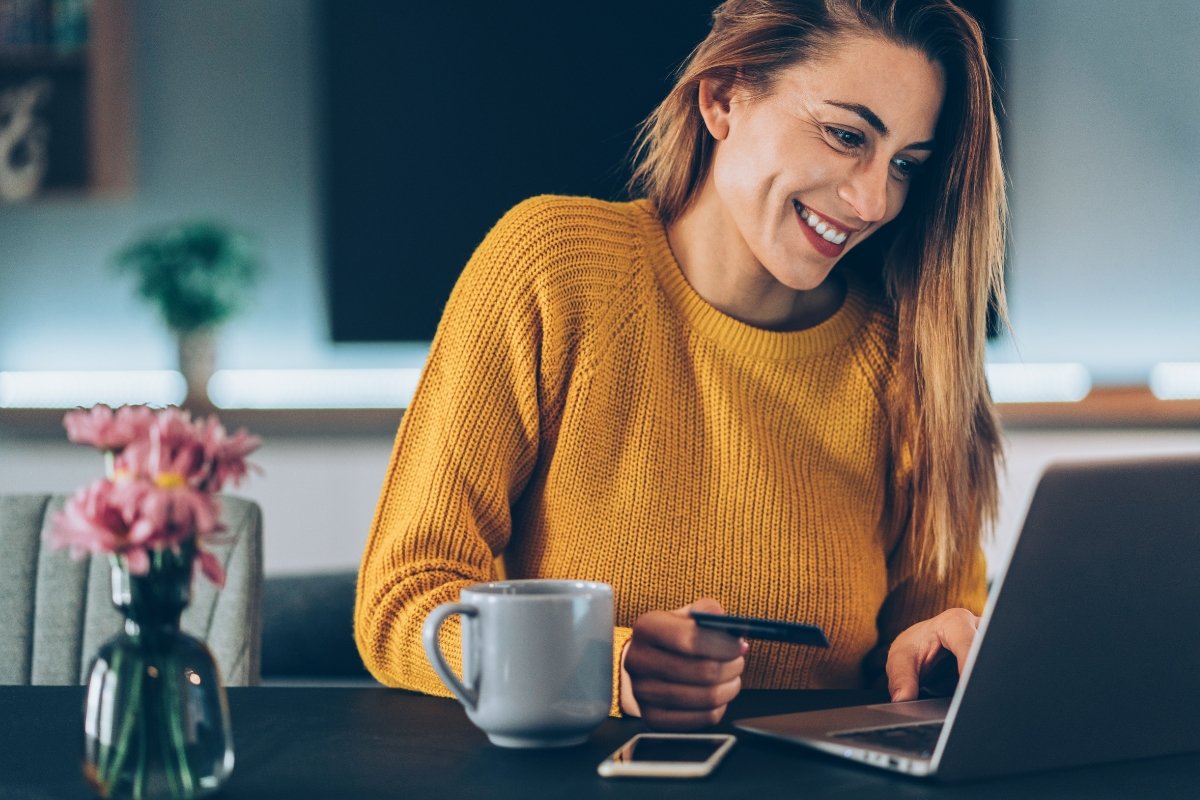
left=115, top=220, right=261, bottom=409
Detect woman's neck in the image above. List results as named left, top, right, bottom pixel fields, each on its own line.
left=664, top=184, right=845, bottom=333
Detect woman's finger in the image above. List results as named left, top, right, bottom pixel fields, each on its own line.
left=624, top=640, right=745, bottom=686
left=886, top=608, right=980, bottom=702
left=632, top=603, right=746, bottom=661
left=631, top=674, right=742, bottom=712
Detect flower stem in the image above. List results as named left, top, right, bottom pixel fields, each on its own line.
left=133, top=664, right=148, bottom=800
left=95, top=646, right=122, bottom=782
left=103, top=649, right=143, bottom=797
left=161, top=649, right=196, bottom=797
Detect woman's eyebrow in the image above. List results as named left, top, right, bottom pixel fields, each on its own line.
left=826, top=100, right=889, bottom=135
left=824, top=99, right=935, bottom=151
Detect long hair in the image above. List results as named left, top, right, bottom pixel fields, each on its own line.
left=628, top=0, right=1007, bottom=579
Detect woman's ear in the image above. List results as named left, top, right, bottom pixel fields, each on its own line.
left=698, top=77, right=735, bottom=141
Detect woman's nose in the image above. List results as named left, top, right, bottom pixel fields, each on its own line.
left=837, top=159, right=891, bottom=223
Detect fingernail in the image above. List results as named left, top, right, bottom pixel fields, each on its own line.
left=739, top=638, right=749, bottom=655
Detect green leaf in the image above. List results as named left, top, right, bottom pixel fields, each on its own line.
left=113, top=219, right=262, bottom=334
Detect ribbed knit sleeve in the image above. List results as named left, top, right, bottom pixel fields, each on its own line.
left=354, top=196, right=645, bottom=703
left=354, top=199, right=556, bottom=695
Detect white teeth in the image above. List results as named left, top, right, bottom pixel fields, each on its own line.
left=797, top=204, right=848, bottom=243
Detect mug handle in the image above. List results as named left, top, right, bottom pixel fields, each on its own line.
left=422, top=602, right=479, bottom=710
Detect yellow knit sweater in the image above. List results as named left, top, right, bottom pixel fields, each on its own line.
left=355, top=195, right=987, bottom=708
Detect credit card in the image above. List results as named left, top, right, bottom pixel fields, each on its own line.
left=690, top=611, right=829, bottom=647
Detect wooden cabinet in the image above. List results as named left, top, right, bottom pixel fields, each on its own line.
left=0, top=0, right=132, bottom=201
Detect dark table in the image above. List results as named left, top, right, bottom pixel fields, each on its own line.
left=3, top=686, right=1199, bottom=799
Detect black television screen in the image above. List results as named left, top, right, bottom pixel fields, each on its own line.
left=321, top=0, right=1005, bottom=343
left=321, top=1, right=714, bottom=342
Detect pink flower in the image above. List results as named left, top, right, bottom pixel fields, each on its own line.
left=50, top=479, right=131, bottom=558
left=197, top=416, right=262, bottom=492
left=117, top=407, right=206, bottom=486
left=48, top=404, right=259, bottom=589
left=53, top=476, right=230, bottom=584
left=115, top=408, right=260, bottom=494
left=124, top=546, right=151, bottom=576
left=109, top=479, right=228, bottom=586
left=110, top=477, right=221, bottom=546
left=196, top=547, right=228, bottom=588
left=64, top=404, right=156, bottom=452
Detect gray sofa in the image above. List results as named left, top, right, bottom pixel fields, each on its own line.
left=0, top=494, right=263, bottom=686
left=260, top=570, right=378, bottom=686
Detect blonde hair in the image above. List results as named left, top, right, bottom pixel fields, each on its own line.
left=629, top=0, right=1007, bottom=579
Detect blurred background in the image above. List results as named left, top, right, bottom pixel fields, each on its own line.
left=2, top=0, right=1199, bottom=578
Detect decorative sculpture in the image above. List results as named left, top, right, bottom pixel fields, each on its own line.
left=0, top=77, right=52, bottom=201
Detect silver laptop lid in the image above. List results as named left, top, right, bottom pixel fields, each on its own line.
left=932, top=454, right=1200, bottom=780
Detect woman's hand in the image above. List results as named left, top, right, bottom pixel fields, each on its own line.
left=886, top=607, right=980, bottom=702
left=619, top=598, right=747, bottom=729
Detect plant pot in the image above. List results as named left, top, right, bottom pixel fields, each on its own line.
left=177, top=329, right=217, bottom=411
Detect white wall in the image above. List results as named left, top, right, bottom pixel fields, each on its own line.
left=996, top=0, right=1200, bottom=382
left=4, top=428, right=1199, bottom=578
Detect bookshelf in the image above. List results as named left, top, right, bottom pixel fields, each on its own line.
left=0, top=0, right=132, bottom=201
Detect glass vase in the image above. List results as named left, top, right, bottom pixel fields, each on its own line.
left=83, top=543, right=234, bottom=799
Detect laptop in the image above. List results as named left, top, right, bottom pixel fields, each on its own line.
left=734, top=454, right=1200, bottom=781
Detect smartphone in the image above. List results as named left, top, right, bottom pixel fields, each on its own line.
left=690, top=610, right=829, bottom=647
left=596, top=733, right=736, bottom=778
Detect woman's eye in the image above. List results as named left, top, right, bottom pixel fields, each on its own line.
left=890, top=157, right=923, bottom=181
left=825, top=126, right=865, bottom=149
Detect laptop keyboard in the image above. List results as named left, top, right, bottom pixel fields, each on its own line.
left=831, top=721, right=944, bottom=758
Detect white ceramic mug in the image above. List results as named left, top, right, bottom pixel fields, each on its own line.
left=422, top=579, right=613, bottom=748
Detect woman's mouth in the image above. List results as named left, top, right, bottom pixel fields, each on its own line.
left=794, top=201, right=849, bottom=245
left=793, top=201, right=855, bottom=260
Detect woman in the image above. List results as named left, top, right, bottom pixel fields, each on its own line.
left=355, top=0, right=1006, bottom=731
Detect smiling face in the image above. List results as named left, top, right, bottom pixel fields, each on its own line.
left=691, top=34, right=946, bottom=297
